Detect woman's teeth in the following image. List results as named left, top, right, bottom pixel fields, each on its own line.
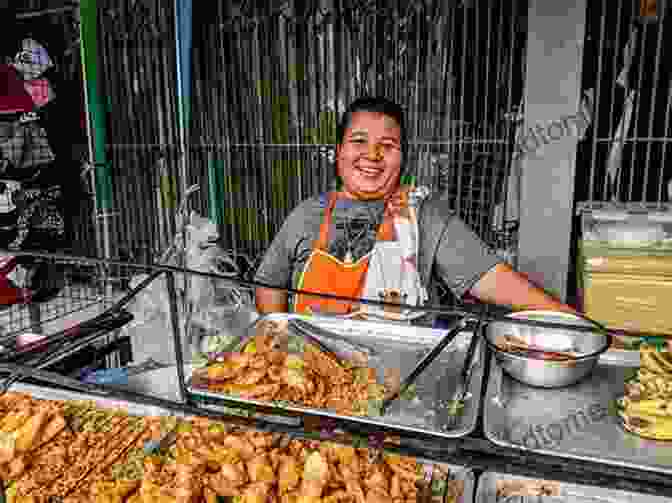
left=358, top=166, right=382, bottom=175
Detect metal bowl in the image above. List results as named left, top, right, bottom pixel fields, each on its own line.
left=484, top=311, right=611, bottom=388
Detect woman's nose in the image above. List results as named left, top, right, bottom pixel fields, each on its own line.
left=368, top=144, right=384, bottom=160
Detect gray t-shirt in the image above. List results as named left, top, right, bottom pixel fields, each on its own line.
left=255, top=192, right=503, bottom=312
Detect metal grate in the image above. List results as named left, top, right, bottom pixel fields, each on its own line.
left=576, top=0, right=672, bottom=206
left=189, top=0, right=528, bottom=260
left=97, top=0, right=181, bottom=264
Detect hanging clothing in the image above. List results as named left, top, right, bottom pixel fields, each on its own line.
left=293, top=185, right=428, bottom=321
left=0, top=65, right=34, bottom=114
left=0, top=116, right=55, bottom=175
left=23, top=78, right=56, bottom=108
left=11, top=38, right=54, bottom=81
left=6, top=185, right=64, bottom=251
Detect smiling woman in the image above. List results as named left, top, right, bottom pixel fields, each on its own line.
left=254, top=96, right=576, bottom=322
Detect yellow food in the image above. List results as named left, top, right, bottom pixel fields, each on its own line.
left=197, top=321, right=387, bottom=417
left=0, top=391, right=463, bottom=502
left=618, top=344, right=672, bottom=441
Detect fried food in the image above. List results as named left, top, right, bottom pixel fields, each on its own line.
left=197, top=321, right=387, bottom=417
left=496, top=479, right=561, bottom=498
left=618, top=345, right=672, bottom=441
left=0, top=392, right=461, bottom=503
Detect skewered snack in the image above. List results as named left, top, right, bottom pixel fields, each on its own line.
left=617, top=345, right=672, bottom=441
left=496, top=479, right=561, bottom=499
left=0, top=392, right=462, bottom=502
left=193, top=320, right=389, bottom=417
left=493, top=334, right=578, bottom=361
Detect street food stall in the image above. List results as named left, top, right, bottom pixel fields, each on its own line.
left=0, top=254, right=670, bottom=501
left=2, top=0, right=672, bottom=502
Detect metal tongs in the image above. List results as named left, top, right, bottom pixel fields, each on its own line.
left=287, top=318, right=378, bottom=366
left=445, top=309, right=487, bottom=426
left=0, top=363, right=114, bottom=396
left=381, top=316, right=469, bottom=414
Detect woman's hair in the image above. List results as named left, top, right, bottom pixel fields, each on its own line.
left=336, top=96, right=409, bottom=170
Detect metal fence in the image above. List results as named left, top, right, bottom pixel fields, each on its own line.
left=97, top=0, right=181, bottom=264
left=576, top=0, right=672, bottom=206
left=188, top=0, right=528, bottom=261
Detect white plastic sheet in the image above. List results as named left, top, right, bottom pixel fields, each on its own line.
left=121, top=212, right=258, bottom=364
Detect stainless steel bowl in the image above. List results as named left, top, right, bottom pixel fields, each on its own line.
left=484, top=311, right=611, bottom=388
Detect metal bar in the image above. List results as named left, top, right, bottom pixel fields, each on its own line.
left=15, top=5, right=77, bottom=19
left=80, top=0, right=113, bottom=262
left=588, top=0, right=608, bottom=202
left=165, top=271, right=188, bottom=404
left=603, top=0, right=626, bottom=200
left=628, top=21, right=648, bottom=202
left=658, top=80, right=672, bottom=204
left=642, top=18, right=665, bottom=201
left=456, top=5, right=468, bottom=217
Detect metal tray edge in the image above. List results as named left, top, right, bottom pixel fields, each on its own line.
left=186, top=332, right=487, bottom=440
left=7, top=382, right=180, bottom=417
left=474, top=470, right=671, bottom=502
left=482, top=356, right=672, bottom=476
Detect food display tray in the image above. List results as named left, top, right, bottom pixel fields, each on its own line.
left=186, top=313, right=487, bottom=439
left=483, top=351, right=672, bottom=475
left=475, top=471, right=670, bottom=503
left=5, top=382, right=476, bottom=503
left=6, top=382, right=180, bottom=417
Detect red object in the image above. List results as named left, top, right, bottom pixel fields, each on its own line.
left=0, top=65, right=34, bottom=114
left=0, top=255, right=32, bottom=305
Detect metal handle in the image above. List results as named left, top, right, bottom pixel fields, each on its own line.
left=382, top=317, right=467, bottom=413
left=0, top=363, right=113, bottom=396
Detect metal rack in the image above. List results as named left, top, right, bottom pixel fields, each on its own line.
left=0, top=253, right=165, bottom=377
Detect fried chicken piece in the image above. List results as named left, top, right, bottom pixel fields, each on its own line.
left=299, top=451, right=330, bottom=499
left=240, top=481, right=274, bottom=503
left=247, top=454, right=275, bottom=483
left=0, top=408, right=32, bottom=433
left=364, top=467, right=387, bottom=492
left=221, top=434, right=256, bottom=460
left=237, top=383, right=282, bottom=400
left=278, top=455, right=300, bottom=494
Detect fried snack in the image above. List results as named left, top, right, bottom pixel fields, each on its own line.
left=618, top=345, right=672, bottom=441
left=496, top=479, right=562, bottom=498
left=0, top=392, right=460, bottom=503
left=200, top=328, right=386, bottom=417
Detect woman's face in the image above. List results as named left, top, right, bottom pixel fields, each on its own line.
left=336, top=111, right=402, bottom=200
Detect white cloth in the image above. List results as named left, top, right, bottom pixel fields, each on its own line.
left=359, top=187, right=430, bottom=322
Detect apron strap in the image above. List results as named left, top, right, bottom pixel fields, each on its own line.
left=315, top=192, right=338, bottom=251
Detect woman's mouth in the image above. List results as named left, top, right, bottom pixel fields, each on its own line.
left=356, top=165, right=384, bottom=176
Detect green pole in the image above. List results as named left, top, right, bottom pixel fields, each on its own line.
left=80, top=0, right=114, bottom=258
left=207, top=154, right=225, bottom=226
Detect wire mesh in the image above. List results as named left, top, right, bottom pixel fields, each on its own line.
left=576, top=0, right=672, bottom=205
left=96, top=0, right=181, bottom=264
left=186, top=0, right=527, bottom=261
left=0, top=255, right=124, bottom=345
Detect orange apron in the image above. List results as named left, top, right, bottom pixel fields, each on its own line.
left=292, top=191, right=399, bottom=315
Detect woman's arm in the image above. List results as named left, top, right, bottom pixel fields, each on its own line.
left=469, top=262, right=578, bottom=314
left=255, top=287, right=289, bottom=314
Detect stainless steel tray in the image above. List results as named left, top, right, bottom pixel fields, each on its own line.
left=7, top=382, right=181, bottom=417
left=475, top=471, right=670, bottom=503
left=187, top=312, right=487, bottom=439
left=483, top=351, right=672, bottom=475
left=7, top=383, right=475, bottom=502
